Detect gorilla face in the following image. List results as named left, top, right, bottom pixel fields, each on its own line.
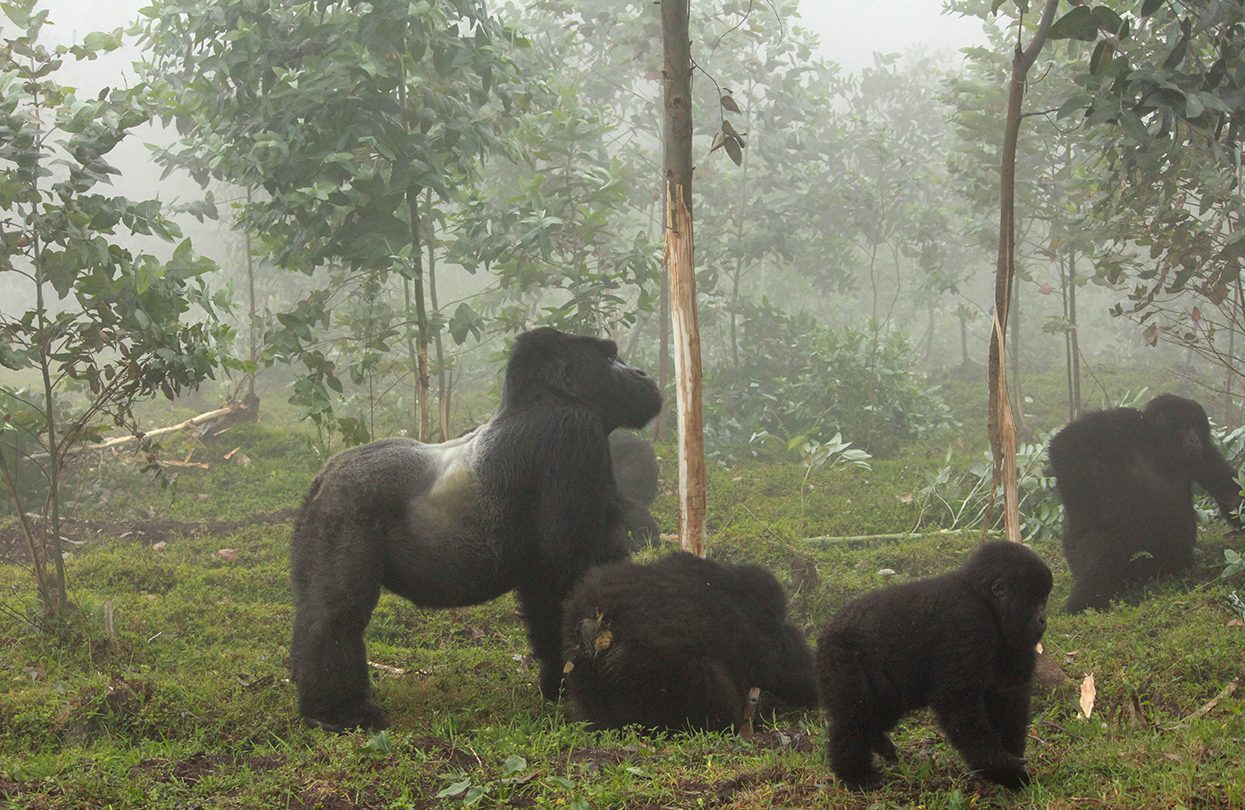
left=1144, top=394, right=1212, bottom=472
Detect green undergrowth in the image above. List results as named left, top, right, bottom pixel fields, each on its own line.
left=1, top=416, right=1244, bottom=808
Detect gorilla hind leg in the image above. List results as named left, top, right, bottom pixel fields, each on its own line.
left=822, top=648, right=886, bottom=789
left=291, top=585, right=384, bottom=731
left=1064, top=530, right=1132, bottom=614
left=291, top=521, right=386, bottom=732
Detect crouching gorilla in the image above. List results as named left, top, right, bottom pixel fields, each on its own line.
left=609, top=431, right=661, bottom=548
left=561, top=552, right=819, bottom=732
left=1050, top=394, right=1244, bottom=614
left=816, top=542, right=1052, bottom=791
left=290, top=328, right=662, bottom=732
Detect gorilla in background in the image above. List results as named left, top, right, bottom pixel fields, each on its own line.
left=290, top=328, right=663, bottom=732
left=608, top=431, right=661, bottom=548
left=562, top=551, right=819, bottom=733
left=1049, top=393, right=1244, bottom=614
left=817, top=542, right=1052, bottom=791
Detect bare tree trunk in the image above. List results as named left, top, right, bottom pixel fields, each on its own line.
left=656, top=198, right=671, bottom=444
left=424, top=189, right=450, bottom=440
left=989, top=0, right=1060, bottom=544
left=244, top=186, right=259, bottom=413
left=662, top=0, right=706, bottom=557
left=1068, top=245, right=1081, bottom=420
left=405, top=188, right=431, bottom=441
left=959, top=308, right=970, bottom=367
left=1009, top=288, right=1026, bottom=439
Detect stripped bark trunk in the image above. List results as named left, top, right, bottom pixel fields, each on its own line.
left=989, top=0, right=1060, bottom=544
left=662, top=0, right=706, bottom=556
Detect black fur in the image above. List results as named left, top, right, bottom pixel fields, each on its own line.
left=561, top=551, right=818, bottom=733
left=1049, top=394, right=1244, bottom=614
left=816, top=541, right=1052, bottom=790
left=609, top=431, right=661, bottom=549
left=290, top=328, right=662, bottom=731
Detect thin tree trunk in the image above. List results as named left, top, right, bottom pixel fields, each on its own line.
left=662, top=0, right=706, bottom=557
left=960, top=308, right=970, bottom=367
left=1009, top=286, right=1026, bottom=438
left=656, top=197, right=671, bottom=444
left=244, top=186, right=258, bottom=409
left=424, top=189, right=450, bottom=440
left=1059, top=251, right=1074, bottom=422
left=406, top=187, right=431, bottom=441
left=35, top=252, right=68, bottom=615
left=989, top=0, right=1060, bottom=544
left=1068, top=245, right=1081, bottom=420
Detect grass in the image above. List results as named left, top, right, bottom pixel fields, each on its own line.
left=1, top=382, right=1244, bottom=808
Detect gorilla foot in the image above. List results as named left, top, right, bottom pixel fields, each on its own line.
left=834, top=765, right=884, bottom=792
left=302, top=700, right=388, bottom=733
left=976, top=756, right=1031, bottom=790
left=872, top=733, right=899, bottom=763
left=539, top=664, right=566, bottom=702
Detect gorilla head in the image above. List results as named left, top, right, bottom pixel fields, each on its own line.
left=503, top=328, right=662, bottom=432
left=290, top=328, right=661, bottom=732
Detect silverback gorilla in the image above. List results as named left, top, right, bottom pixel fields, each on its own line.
left=608, top=431, right=661, bottom=549
left=290, top=328, right=662, bottom=731
left=817, top=542, right=1052, bottom=790
left=1049, top=394, right=1244, bottom=614
left=562, top=551, right=819, bottom=732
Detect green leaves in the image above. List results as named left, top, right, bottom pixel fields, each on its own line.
left=1048, top=6, right=1126, bottom=42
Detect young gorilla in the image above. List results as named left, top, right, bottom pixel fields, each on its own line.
left=608, top=431, right=661, bottom=549
left=561, top=552, right=819, bottom=732
left=290, top=328, right=662, bottom=732
left=1050, top=394, right=1244, bottom=614
left=817, top=542, right=1052, bottom=791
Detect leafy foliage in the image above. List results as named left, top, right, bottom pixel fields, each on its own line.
left=141, top=0, right=518, bottom=440
left=703, top=301, right=956, bottom=458
left=0, top=0, right=228, bottom=615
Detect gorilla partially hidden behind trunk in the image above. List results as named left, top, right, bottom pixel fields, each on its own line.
left=608, top=431, right=661, bottom=548
left=1049, top=393, right=1244, bottom=614
left=290, top=328, right=663, bottom=732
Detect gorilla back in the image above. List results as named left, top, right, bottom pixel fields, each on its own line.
left=290, top=328, right=662, bottom=732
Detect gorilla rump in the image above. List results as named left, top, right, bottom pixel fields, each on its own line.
left=1049, top=393, right=1244, bottom=614
left=816, top=541, right=1052, bottom=791
left=561, top=551, right=818, bottom=733
left=609, top=431, right=661, bottom=548
left=290, top=328, right=662, bottom=732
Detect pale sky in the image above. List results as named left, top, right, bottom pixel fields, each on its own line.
left=800, top=0, right=989, bottom=71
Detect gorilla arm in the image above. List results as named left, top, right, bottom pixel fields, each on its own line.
left=520, top=409, right=628, bottom=699
left=1194, top=445, right=1245, bottom=527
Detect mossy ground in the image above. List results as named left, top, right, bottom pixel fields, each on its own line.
left=1, top=371, right=1244, bottom=808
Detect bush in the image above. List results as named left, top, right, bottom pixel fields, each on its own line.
left=703, top=301, right=956, bottom=459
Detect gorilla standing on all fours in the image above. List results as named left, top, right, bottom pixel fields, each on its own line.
left=608, top=431, right=661, bottom=548
left=1049, top=393, right=1244, bottom=614
left=817, top=542, right=1052, bottom=791
left=289, top=328, right=662, bottom=732
left=561, top=551, right=819, bottom=733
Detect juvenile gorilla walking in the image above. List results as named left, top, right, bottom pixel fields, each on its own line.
left=562, top=552, right=819, bottom=732
left=1050, top=393, right=1244, bottom=614
left=817, top=542, right=1052, bottom=790
left=290, top=328, right=662, bottom=732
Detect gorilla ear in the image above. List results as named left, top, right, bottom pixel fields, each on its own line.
left=544, top=357, right=578, bottom=397
left=990, top=578, right=1007, bottom=599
